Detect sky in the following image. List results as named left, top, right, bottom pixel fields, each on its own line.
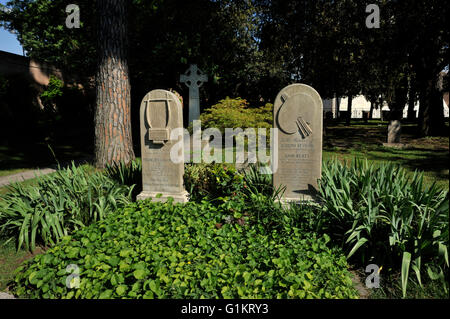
left=0, top=0, right=24, bottom=55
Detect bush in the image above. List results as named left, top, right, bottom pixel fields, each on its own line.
left=314, top=158, right=449, bottom=297
left=11, top=199, right=358, bottom=299
left=0, top=163, right=134, bottom=251
left=184, top=163, right=244, bottom=202
left=197, top=97, right=272, bottom=134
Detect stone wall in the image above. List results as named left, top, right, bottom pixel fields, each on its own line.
left=0, top=50, right=63, bottom=86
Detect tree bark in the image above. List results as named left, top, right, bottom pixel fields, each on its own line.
left=407, top=77, right=416, bottom=121
left=418, top=74, right=445, bottom=137
left=95, top=0, right=135, bottom=168
left=345, top=95, right=352, bottom=126
left=387, top=77, right=408, bottom=144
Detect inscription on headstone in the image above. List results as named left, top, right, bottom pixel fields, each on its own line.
left=137, top=89, right=188, bottom=203
left=180, top=64, right=208, bottom=125
left=273, top=84, right=323, bottom=202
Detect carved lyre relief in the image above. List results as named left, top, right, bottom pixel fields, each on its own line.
left=277, top=92, right=313, bottom=138
left=146, top=92, right=172, bottom=144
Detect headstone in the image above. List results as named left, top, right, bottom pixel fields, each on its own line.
left=387, top=120, right=401, bottom=143
left=273, top=83, right=323, bottom=202
left=180, top=64, right=208, bottom=125
left=137, top=89, right=188, bottom=203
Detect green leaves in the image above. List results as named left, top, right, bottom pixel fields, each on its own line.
left=401, top=252, right=411, bottom=298
left=317, top=158, right=449, bottom=296
left=0, top=162, right=134, bottom=251
left=12, top=199, right=358, bottom=299
left=133, top=269, right=147, bottom=280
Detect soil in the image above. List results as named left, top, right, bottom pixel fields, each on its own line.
left=349, top=269, right=371, bottom=299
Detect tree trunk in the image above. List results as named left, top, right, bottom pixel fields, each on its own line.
left=345, top=95, right=352, bottom=126
left=369, top=101, right=374, bottom=120
left=418, top=75, right=445, bottom=137
left=95, top=0, right=135, bottom=168
left=407, top=78, right=416, bottom=121
left=387, top=77, right=408, bottom=144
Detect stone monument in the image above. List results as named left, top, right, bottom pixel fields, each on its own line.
left=180, top=64, right=208, bottom=125
left=273, top=83, right=323, bottom=202
left=137, top=89, right=188, bottom=203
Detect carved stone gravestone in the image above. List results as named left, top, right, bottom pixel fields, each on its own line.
left=180, top=64, right=208, bottom=125
left=273, top=84, right=323, bottom=202
left=137, top=89, right=188, bottom=203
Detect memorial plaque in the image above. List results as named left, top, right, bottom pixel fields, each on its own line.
left=137, top=89, right=188, bottom=203
left=273, top=83, right=323, bottom=202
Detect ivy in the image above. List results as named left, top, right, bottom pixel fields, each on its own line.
left=12, top=199, right=358, bottom=299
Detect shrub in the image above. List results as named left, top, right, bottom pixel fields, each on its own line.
left=315, top=158, right=449, bottom=297
left=40, top=75, right=64, bottom=109
left=184, top=163, right=244, bottom=202
left=197, top=97, right=272, bottom=134
left=11, top=199, right=358, bottom=299
left=0, top=163, right=134, bottom=251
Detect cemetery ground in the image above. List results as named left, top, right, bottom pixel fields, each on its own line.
left=0, top=119, right=448, bottom=299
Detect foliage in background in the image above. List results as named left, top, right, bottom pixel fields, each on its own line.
left=39, top=75, right=64, bottom=110
left=0, top=163, right=133, bottom=251
left=314, top=158, right=449, bottom=297
left=11, top=199, right=358, bottom=299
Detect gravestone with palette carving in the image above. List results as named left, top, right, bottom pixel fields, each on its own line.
left=273, top=83, right=323, bottom=202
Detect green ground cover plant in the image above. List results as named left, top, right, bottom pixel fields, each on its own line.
left=11, top=198, right=358, bottom=299
left=0, top=163, right=134, bottom=251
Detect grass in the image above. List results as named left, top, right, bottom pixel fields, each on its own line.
left=323, top=120, right=449, bottom=190
left=0, top=238, right=44, bottom=293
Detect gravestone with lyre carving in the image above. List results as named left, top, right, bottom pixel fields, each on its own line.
left=180, top=64, right=207, bottom=125
left=137, top=89, right=188, bottom=203
left=273, top=84, right=323, bottom=202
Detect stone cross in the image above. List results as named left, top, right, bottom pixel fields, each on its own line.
left=180, top=64, right=208, bottom=125
left=273, top=83, right=323, bottom=203
left=137, top=89, right=188, bottom=203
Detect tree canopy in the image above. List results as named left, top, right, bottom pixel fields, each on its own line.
left=1, top=0, right=448, bottom=135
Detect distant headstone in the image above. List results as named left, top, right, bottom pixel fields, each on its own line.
left=180, top=64, right=208, bottom=125
left=137, top=89, right=188, bottom=203
left=273, top=83, right=323, bottom=202
left=387, top=119, right=401, bottom=143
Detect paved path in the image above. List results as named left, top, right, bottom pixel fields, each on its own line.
left=0, top=292, right=15, bottom=299
left=0, top=156, right=94, bottom=189
left=0, top=168, right=56, bottom=188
